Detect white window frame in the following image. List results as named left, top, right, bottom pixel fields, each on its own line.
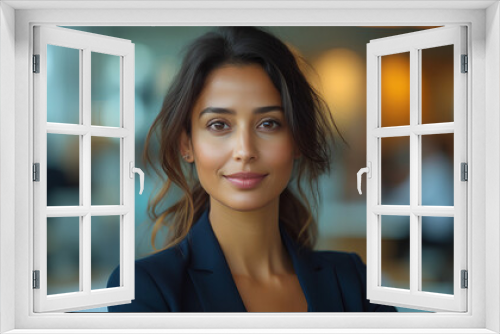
left=33, top=25, right=136, bottom=313
left=365, top=26, right=468, bottom=312
left=0, top=1, right=499, bottom=333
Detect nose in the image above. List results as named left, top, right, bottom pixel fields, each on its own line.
left=232, top=127, right=258, bottom=163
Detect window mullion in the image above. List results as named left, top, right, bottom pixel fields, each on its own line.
left=46, top=123, right=130, bottom=137
left=82, top=47, right=92, bottom=295
left=413, top=123, right=454, bottom=135
left=374, top=205, right=456, bottom=216
left=375, top=55, right=382, bottom=290
left=373, top=123, right=454, bottom=137
left=409, top=47, right=420, bottom=295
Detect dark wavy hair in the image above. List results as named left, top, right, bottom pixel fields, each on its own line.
left=143, top=26, right=344, bottom=253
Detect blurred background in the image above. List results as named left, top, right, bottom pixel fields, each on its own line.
left=44, top=26, right=454, bottom=312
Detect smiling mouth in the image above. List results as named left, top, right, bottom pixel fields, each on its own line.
left=223, top=174, right=267, bottom=189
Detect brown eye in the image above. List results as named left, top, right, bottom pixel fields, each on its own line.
left=259, top=119, right=281, bottom=130
left=207, top=121, right=229, bottom=132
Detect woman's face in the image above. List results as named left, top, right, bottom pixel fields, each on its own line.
left=181, top=63, right=300, bottom=212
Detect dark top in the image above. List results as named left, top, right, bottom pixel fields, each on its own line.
left=107, top=209, right=397, bottom=312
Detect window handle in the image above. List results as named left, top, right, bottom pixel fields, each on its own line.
left=357, top=162, right=372, bottom=195
left=129, top=161, right=144, bottom=195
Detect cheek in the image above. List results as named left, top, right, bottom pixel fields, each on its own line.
left=261, top=135, right=296, bottom=171
left=192, top=134, right=228, bottom=175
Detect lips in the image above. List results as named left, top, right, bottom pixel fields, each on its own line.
left=223, top=172, right=268, bottom=189
left=225, top=172, right=267, bottom=179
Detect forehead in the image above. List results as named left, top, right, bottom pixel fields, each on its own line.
left=193, top=64, right=282, bottom=112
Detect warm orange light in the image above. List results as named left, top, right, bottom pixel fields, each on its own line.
left=311, top=48, right=364, bottom=127
left=381, top=52, right=410, bottom=127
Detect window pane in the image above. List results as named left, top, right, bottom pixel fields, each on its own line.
left=91, top=52, right=121, bottom=127
left=47, top=217, right=80, bottom=295
left=381, top=136, right=410, bottom=205
left=47, top=133, right=79, bottom=206
left=421, top=45, right=454, bottom=124
left=421, top=134, right=454, bottom=206
left=381, top=215, right=410, bottom=289
left=421, top=216, right=454, bottom=294
left=91, top=137, right=120, bottom=205
left=47, top=44, right=80, bottom=124
left=91, top=216, right=120, bottom=290
left=381, top=52, right=410, bottom=127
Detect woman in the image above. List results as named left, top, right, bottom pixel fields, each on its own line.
left=107, top=26, right=396, bottom=313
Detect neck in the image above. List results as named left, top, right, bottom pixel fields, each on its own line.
left=208, top=197, right=293, bottom=281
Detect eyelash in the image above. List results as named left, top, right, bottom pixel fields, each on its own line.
left=207, top=119, right=282, bottom=132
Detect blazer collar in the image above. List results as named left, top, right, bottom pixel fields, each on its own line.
left=186, top=209, right=345, bottom=312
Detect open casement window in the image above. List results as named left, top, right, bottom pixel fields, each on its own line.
left=33, top=26, right=141, bottom=312
left=361, top=25, right=467, bottom=312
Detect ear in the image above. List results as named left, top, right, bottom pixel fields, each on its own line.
left=179, top=130, right=194, bottom=163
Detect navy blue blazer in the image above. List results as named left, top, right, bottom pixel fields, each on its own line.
left=107, top=210, right=396, bottom=312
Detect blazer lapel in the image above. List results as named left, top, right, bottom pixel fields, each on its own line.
left=186, top=209, right=345, bottom=312
left=186, top=210, right=247, bottom=312
left=279, top=224, right=345, bottom=312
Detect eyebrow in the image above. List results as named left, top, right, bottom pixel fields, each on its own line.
left=198, top=106, right=283, bottom=119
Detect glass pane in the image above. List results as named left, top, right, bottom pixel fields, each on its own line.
left=421, top=216, right=454, bottom=294
left=381, top=136, right=410, bottom=205
left=91, top=52, right=121, bottom=127
left=381, top=215, right=410, bottom=289
left=47, top=133, right=79, bottom=206
left=91, top=216, right=120, bottom=290
left=381, top=52, right=410, bottom=127
left=47, top=45, right=80, bottom=124
left=422, top=134, right=454, bottom=206
left=91, top=137, right=121, bottom=205
left=47, top=217, right=80, bottom=295
left=421, top=45, right=454, bottom=124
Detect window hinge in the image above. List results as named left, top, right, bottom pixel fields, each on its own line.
left=33, top=163, right=40, bottom=182
left=461, top=54, right=468, bottom=73
left=33, top=54, right=40, bottom=73
left=33, top=270, right=40, bottom=289
left=461, top=162, right=468, bottom=181
left=461, top=270, right=468, bottom=289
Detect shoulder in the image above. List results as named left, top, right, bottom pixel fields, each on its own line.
left=134, top=242, right=190, bottom=289
left=311, top=250, right=398, bottom=312
left=311, top=250, right=367, bottom=288
left=107, top=240, right=191, bottom=312
left=137, top=242, right=191, bottom=294
left=313, top=249, right=361, bottom=263
left=311, top=249, right=365, bottom=273
left=136, top=240, right=190, bottom=276
left=312, top=250, right=370, bottom=295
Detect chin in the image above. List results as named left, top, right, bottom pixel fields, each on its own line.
left=224, top=201, right=270, bottom=212
left=215, top=195, right=277, bottom=213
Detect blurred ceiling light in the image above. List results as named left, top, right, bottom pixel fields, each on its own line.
left=311, top=48, right=364, bottom=127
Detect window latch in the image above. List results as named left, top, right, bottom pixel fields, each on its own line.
left=129, top=162, right=144, bottom=195
left=357, top=162, right=372, bottom=195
